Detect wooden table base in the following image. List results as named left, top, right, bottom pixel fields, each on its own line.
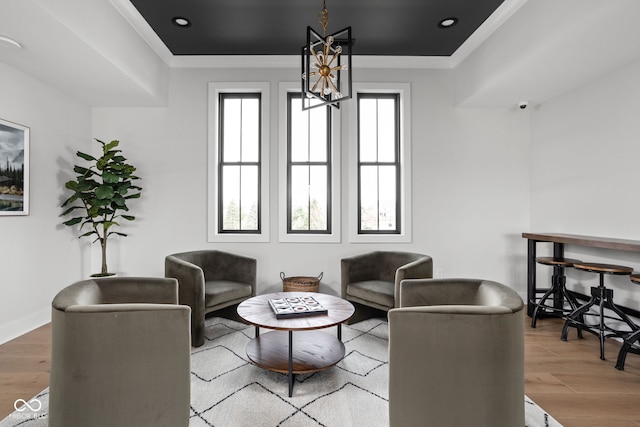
left=246, top=329, right=346, bottom=396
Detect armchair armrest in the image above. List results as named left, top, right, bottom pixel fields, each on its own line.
left=165, top=255, right=205, bottom=317
left=96, top=277, right=179, bottom=304
left=52, top=277, right=179, bottom=310
left=398, top=278, right=523, bottom=312
left=67, top=303, right=190, bottom=314
left=393, top=256, right=433, bottom=306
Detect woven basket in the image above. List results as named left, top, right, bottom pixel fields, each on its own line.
left=280, top=272, right=323, bottom=293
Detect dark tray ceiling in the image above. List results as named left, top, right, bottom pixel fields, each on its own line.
left=130, top=0, right=505, bottom=56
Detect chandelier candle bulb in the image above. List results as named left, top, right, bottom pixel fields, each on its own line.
left=301, top=0, right=352, bottom=110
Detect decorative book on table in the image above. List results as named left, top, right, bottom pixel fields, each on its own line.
left=269, top=296, right=328, bottom=318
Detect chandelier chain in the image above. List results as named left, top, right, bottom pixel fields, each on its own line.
left=318, top=0, right=329, bottom=36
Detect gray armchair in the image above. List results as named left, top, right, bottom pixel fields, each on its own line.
left=49, top=277, right=191, bottom=427
left=388, top=278, right=525, bottom=427
left=165, top=250, right=256, bottom=347
left=341, top=251, right=432, bottom=320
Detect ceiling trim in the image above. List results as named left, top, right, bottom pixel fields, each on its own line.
left=109, top=0, right=173, bottom=64
left=168, top=55, right=455, bottom=69
left=449, top=0, right=528, bottom=67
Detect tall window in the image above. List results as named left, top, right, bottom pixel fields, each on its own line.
left=218, top=93, right=261, bottom=233
left=287, top=93, right=331, bottom=233
left=357, top=93, right=401, bottom=234
left=278, top=83, right=340, bottom=243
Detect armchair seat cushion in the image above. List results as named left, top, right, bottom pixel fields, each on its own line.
left=204, top=280, right=253, bottom=308
left=346, top=280, right=394, bottom=308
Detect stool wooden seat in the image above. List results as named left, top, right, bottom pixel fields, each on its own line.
left=530, top=257, right=582, bottom=328
left=615, top=273, right=640, bottom=370
left=561, top=262, right=638, bottom=360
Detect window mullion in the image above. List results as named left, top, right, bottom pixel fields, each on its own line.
left=306, top=111, right=311, bottom=230
left=238, top=99, right=243, bottom=230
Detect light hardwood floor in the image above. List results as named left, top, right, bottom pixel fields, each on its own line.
left=0, top=323, right=51, bottom=421
left=1, top=314, right=640, bottom=425
left=525, top=315, right=640, bottom=427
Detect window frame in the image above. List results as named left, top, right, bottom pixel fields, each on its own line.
left=357, top=93, right=402, bottom=234
left=217, top=92, right=262, bottom=234
left=208, top=82, right=270, bottom=242
left=286, top=92, right=332, bottom=235
left=278, top=82, right=341, bottom=243
left=347, top=83, right=412, bottom=243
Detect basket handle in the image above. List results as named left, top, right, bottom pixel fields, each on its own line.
left=280, top=272, right=323, bottom=280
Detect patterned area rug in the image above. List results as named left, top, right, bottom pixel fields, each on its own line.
left=1, top=317, right=562, bottom=426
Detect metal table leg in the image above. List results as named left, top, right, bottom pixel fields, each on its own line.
left=527, top=239, right=537, bottom=317
left=288, top=331, right=294, bottom=397
left=552, top=243, right=565, bottom=311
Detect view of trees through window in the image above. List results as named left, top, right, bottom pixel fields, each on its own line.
left=288, top=94, right=331, bottom=233
left=358, top=93, right=400, bottom=233
left=218, top=93, right=261, bottom=233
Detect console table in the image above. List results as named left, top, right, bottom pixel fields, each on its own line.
left=522, top=233, right=640, bottom=317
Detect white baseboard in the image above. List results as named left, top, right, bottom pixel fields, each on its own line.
left=0, top=308, right=50, bottom=345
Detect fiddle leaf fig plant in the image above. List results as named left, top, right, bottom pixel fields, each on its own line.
left=61, top=139, right=142, bottom=277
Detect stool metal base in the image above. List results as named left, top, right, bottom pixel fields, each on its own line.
left=616, top=274, right=640, bottom=370
left=562, top=283, right=639, bottom=360
left=530, top=273, right=581, bottom=328
left=616, top=329, right=640, bottom=370
left=530, top=258, right=582, bottom=330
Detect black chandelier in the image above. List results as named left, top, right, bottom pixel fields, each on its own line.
left=301, top=0, right=352, bottom=110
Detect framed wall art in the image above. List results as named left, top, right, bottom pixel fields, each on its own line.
left=0, top=118, right=29, bottom=215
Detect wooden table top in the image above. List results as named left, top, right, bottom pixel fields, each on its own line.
left=522, top=232, right=640, bottom=252
left=237, top=292, right=355, bottom=331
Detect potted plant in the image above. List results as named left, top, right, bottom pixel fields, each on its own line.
left=61, top=139, right=142, bottom=277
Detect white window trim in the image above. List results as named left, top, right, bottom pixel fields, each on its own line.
left=207, top=82, right=270, bottom=242
left=278, top=82, right=341, bottom=243
left=347, top=82, right=412, bottom=243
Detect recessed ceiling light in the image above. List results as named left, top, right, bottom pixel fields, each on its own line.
left=172, top=17, right=192, bottom=28
left=0, top=35, right=22, bottom=49
left=438, top=17, right=459, bottom=28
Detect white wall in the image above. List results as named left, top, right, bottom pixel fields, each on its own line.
left=0, top=60, right=532, bottom=344
left=0, top=62, right=92, bottom=343
left=530, top=58, right=640, bottom=308
left=92, top=66, right=531, bottom=298
left=454, top=0, right=640, bottom=109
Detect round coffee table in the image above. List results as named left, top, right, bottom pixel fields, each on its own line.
left=237, top=292, right=355, bottom=397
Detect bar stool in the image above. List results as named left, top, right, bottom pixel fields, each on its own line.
left=615, top=273, right=640, bottom=370
left=561, top=262, right=638, bottom=360
left=530, top=257, right=582, bottom=328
